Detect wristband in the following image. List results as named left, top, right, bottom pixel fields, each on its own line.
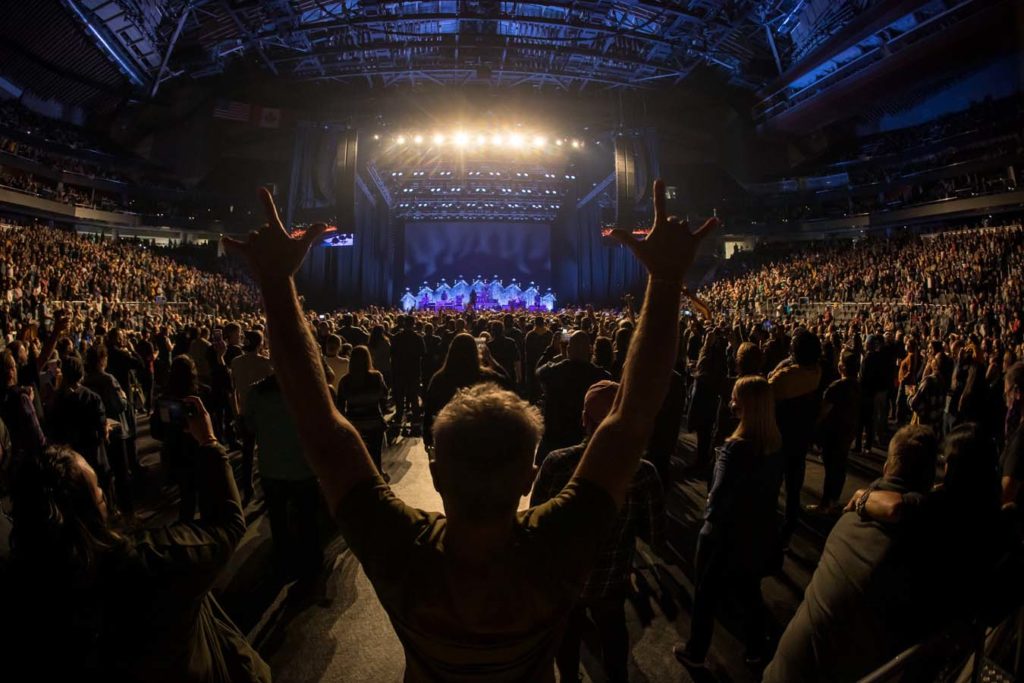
left=199, top=437, right=219, bottom=448
left=855, top=482, right=879, bottom=520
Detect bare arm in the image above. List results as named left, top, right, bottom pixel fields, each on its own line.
left=1001, top=475, right=1021, bottom=508
left=224, top=190, right=377, bottom=513
left=574, top=180, right=717, bottom=505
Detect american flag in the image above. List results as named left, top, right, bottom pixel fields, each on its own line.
left=213, top=99, right=251, bottom=122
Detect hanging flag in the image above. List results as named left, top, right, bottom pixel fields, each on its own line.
left=253, top=106, right=281, bottom=128
left=213, top=99, right=251, bottom=122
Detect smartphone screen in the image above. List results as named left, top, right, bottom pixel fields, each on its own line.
left=157, top=399, right=186, bottom=427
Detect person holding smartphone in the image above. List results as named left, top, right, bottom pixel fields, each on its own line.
left=151, top=355, right=211, bottom=521
left=4, top=396, right=269, bottom=681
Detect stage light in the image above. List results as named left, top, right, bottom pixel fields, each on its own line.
left=570, top=139, right=580, bottom=149
left=453, top=131, right=469, bottom=147
left=396, top=135, right=407, bottom=145
left=433, top=133, right=446, bottom=145
left=372, top=134, right=380, bottom=140
left=475, top=134, right=486, bottom=146
left=509, top=133, right=525, bottom=148
left=491, top=134, right=504, bottom=146
left=555, top=139, right=564, bottom=146
left=532, top=135, right=546, bottom=148
left=414, top=134, right=424, bottom=145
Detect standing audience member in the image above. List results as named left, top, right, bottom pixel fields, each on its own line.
left=3, top=397, right=270, bottom=681
left=105, top=329, right=145, bottom=476
left=221, top=181, right=715, bottom=680
left=524, top=316, right=553, bottom=400
left=487, top=319, right=521, bottom=388
left=675, top=376, right=783, bottom=669
left=858, top=335, right=891, bottom=452
left=763, top=425, right=940, bottom=683
left=422, top=333, right=511, bottom=448
left=910, top=356, right=946, bottom=428
left=336, top=346, right=389, bottom=478
left=810, top=350, right=860, bottom=513
left=246, top=375, right=323, bottom=585
left=1, top=348, right=46, bottom=470
left=531, top=380, right=665, bottom=682
left=686, top=326, right=728, bottom=474
left=83, top=344, right=133, bottom=514
left=368, top=325, right=392, bottom=391
left=152, top=355, right=208, bottom=521
left=1000, top=361, right=1024, bottom=507
left=323, top=334, right=349, bottom=393
left=391, top=315, right=425, bottom=427
left=536, top=331, right=611, bottom=463
left=768, top=329, right=822, bottom=538
left=47, top=355, right=107, bottom=487
left=230, top=331, right=273, bottom=503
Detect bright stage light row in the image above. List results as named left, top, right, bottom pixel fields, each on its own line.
left=386, top=132, right=585, bottom=150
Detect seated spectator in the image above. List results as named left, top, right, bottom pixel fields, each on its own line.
left=674, top=376, right=783, bottom=669
left=2, top=397, right=269, bottom=681
left=531, top=379, right=665, bottom=682
left=763, top=425, right=940, bottom=683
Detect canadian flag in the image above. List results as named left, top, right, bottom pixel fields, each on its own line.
left=252, top=106, right=281, bottom=128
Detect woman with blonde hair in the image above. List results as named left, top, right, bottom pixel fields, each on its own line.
left=675, top=375, right=783, bottom=670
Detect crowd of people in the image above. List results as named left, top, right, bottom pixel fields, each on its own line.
left=0, top=188, right=1022, bottom=682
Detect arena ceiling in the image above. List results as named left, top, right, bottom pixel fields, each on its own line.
left=0, top=0, right=1013, bottom=124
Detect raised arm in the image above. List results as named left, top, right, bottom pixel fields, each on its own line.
left=223, top=189, right=377, bottom=513
left=574, top=180, right=717, bottom=505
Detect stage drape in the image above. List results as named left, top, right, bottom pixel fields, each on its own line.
left=555, top=199, right=646, bottom=306
left=292, top=125, right=395, bottom=308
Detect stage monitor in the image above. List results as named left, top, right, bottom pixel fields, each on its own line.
left=404, top=222, right=551, bottom=288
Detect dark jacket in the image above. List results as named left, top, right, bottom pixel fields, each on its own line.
left=764, top=479, right=943, bottom=683
left=2, top=444, right=270, bottom=682
left=536, top=359, right=611, bottom=447
left=702, top=437, right=783, bottom=575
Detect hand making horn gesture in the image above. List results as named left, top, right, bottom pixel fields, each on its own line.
left=221, top=187, right=326, bottom=285
left=609, top=179, right=718, bottom=286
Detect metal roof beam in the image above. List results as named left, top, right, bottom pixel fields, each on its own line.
left=220, top=0, right=279, bottom=75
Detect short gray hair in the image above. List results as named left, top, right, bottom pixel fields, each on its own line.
left=433, top=383, right=543, bottom=517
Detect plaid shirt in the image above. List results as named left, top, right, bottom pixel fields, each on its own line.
left=531, top=442, right=665, bottom=599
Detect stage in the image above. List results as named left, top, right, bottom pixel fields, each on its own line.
left=401, top=277, right=556, bottom=312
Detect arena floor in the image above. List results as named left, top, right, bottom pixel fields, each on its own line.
left=217, top=431, right=881, bottom=683
left=0, top=419, right=883, bottom=682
